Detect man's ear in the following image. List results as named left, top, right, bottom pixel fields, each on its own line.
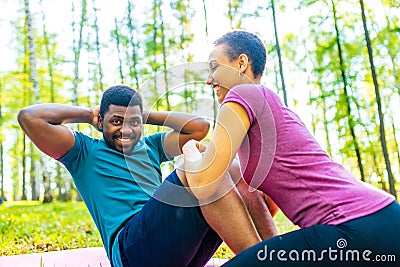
left=98, top=115, right=103, bottom=132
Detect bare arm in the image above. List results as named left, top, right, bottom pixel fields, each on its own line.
left=143, top=110, right=210, bottom=158
left=183, top=102, right=250, bottom=201
left=17, top=104, right=97, bottom=159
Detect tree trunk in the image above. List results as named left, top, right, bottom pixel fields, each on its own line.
left=25, top=0, right=42, bottom=200
left=158, top=1, right=171, bottom=111
left=70, top=0, right=87, bottom=202
left=380, top=0, right=400, bottom=96
left=12, top=134, right=20, bottom=201
left=331, top=0, right=365, bottom=182
left=391, top=117, right=400, bottom=188
left=40, top=0, right=54, bottom=202
left=359, top=0, right=396, bottom=198
left=127, top=0, right=140, bottom=91
left=202, top=0, right=217, bottom=129
left=72, top=0, right=87, bottom=106
left=113, top=17, right=125, bottom=84
left=202, top=0, right=209, bottom=44
left=271, top=0, right=288, bottom=106
left=21, top=134, right=27, bottom=200
left=355, top=103, right=386, bottom=190
left=30, top=143, right=39, bottom=200
left=0, top=79, right=5, bottom=201
left=92, top=0, right=104, bottom=98
left=227, top=0, right=243, bottom=29
left=151, top=0, right=161, bottom=113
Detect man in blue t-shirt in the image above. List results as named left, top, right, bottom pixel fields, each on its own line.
left=18, top=85, right=269, bottom=267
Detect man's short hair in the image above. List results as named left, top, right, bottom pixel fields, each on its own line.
left=100, top=85, right=143, bottom=118
left=214, top=30, right=266, bottom=77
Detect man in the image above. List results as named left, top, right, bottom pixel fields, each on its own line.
left=18, top=85, right=271, bottom=267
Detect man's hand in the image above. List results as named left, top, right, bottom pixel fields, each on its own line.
left=144, top=110, right=210, bottom=158
left=89, top=106, right=101, bottom=132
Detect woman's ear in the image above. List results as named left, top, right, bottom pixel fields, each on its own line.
left=238, top=54, right=250, bottom=72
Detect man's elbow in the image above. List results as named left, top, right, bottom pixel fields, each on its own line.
left=17, top=108, right=31, bottom=128
left=193, top=119, right=210, bottom=141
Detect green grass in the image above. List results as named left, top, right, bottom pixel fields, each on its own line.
left=0, top=201, right=297, bottom=259
left=0, top=201, right=102, bottom=256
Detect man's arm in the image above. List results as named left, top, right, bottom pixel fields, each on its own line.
left=143, top=111, right=210, bottom=158
left=17, top=104, right=97, bottom=159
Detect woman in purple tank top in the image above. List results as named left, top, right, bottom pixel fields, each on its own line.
left=183, top=30, right=400, bottom=267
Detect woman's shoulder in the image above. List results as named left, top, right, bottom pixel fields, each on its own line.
left=227, top=84, right=274, bottom=103
left=230, top=84, right=276, bottom=96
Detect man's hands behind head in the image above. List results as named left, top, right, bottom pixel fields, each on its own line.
left=90, top=106, right=101, bottom=132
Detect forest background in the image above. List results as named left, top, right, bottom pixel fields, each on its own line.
left=0, top=0, right=399, bottom=205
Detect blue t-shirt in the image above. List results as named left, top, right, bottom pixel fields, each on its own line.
left=59, top=131, right=170, bottom=264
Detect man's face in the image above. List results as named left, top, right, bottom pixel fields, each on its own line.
left=99, top=104, right=142, bottom=154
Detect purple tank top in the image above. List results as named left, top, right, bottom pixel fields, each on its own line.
left=223, top=84, right=394, bottom=228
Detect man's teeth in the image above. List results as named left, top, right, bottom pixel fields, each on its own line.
left=118, top=138, right=131, bottom=142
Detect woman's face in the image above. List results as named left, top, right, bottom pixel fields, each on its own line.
left=207, top=44, right=242, bottom=103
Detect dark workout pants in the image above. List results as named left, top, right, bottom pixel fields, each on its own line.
left=118, top=170, right=222, bottom=267
left=223, top=201, right=400, bottom=267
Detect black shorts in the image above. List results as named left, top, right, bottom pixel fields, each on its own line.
left=118, top=170, right=222, bottom=267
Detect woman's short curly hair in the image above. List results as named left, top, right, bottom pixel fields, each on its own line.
left=214, top=30, right=266, bottom=77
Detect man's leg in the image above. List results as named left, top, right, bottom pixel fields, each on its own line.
left=199, top=174, right=278, bottom=255
left=187, top=227, right=222, bottom=267
left=227, top=159, right=278, bottom=240
left=235, top=178, right=278, bottom=240
left=118, top=170, right=221, bottom=267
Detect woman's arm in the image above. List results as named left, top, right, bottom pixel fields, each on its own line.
left=183, top=101, right=250, bottom=201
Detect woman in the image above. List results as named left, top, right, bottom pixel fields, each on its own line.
left=183, top=30, right=400, bottom=266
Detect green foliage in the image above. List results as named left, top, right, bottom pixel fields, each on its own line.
left=0, top=201, right=102, bottom=256
left=0, top=201, right=297, bottom=260
left=1, top=0, right=399, bottom=217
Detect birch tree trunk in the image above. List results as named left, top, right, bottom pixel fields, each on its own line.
left=72, top=0, right=87, bottom=106
left=40, top=0, right=54, bottom=203
left=92, top=0, right=104, bottom=102
left=25, top=0, right=42, bottom=201
left=127, top=0, right=140, bottom=91
left=113, top=17, right=125, bottom=84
